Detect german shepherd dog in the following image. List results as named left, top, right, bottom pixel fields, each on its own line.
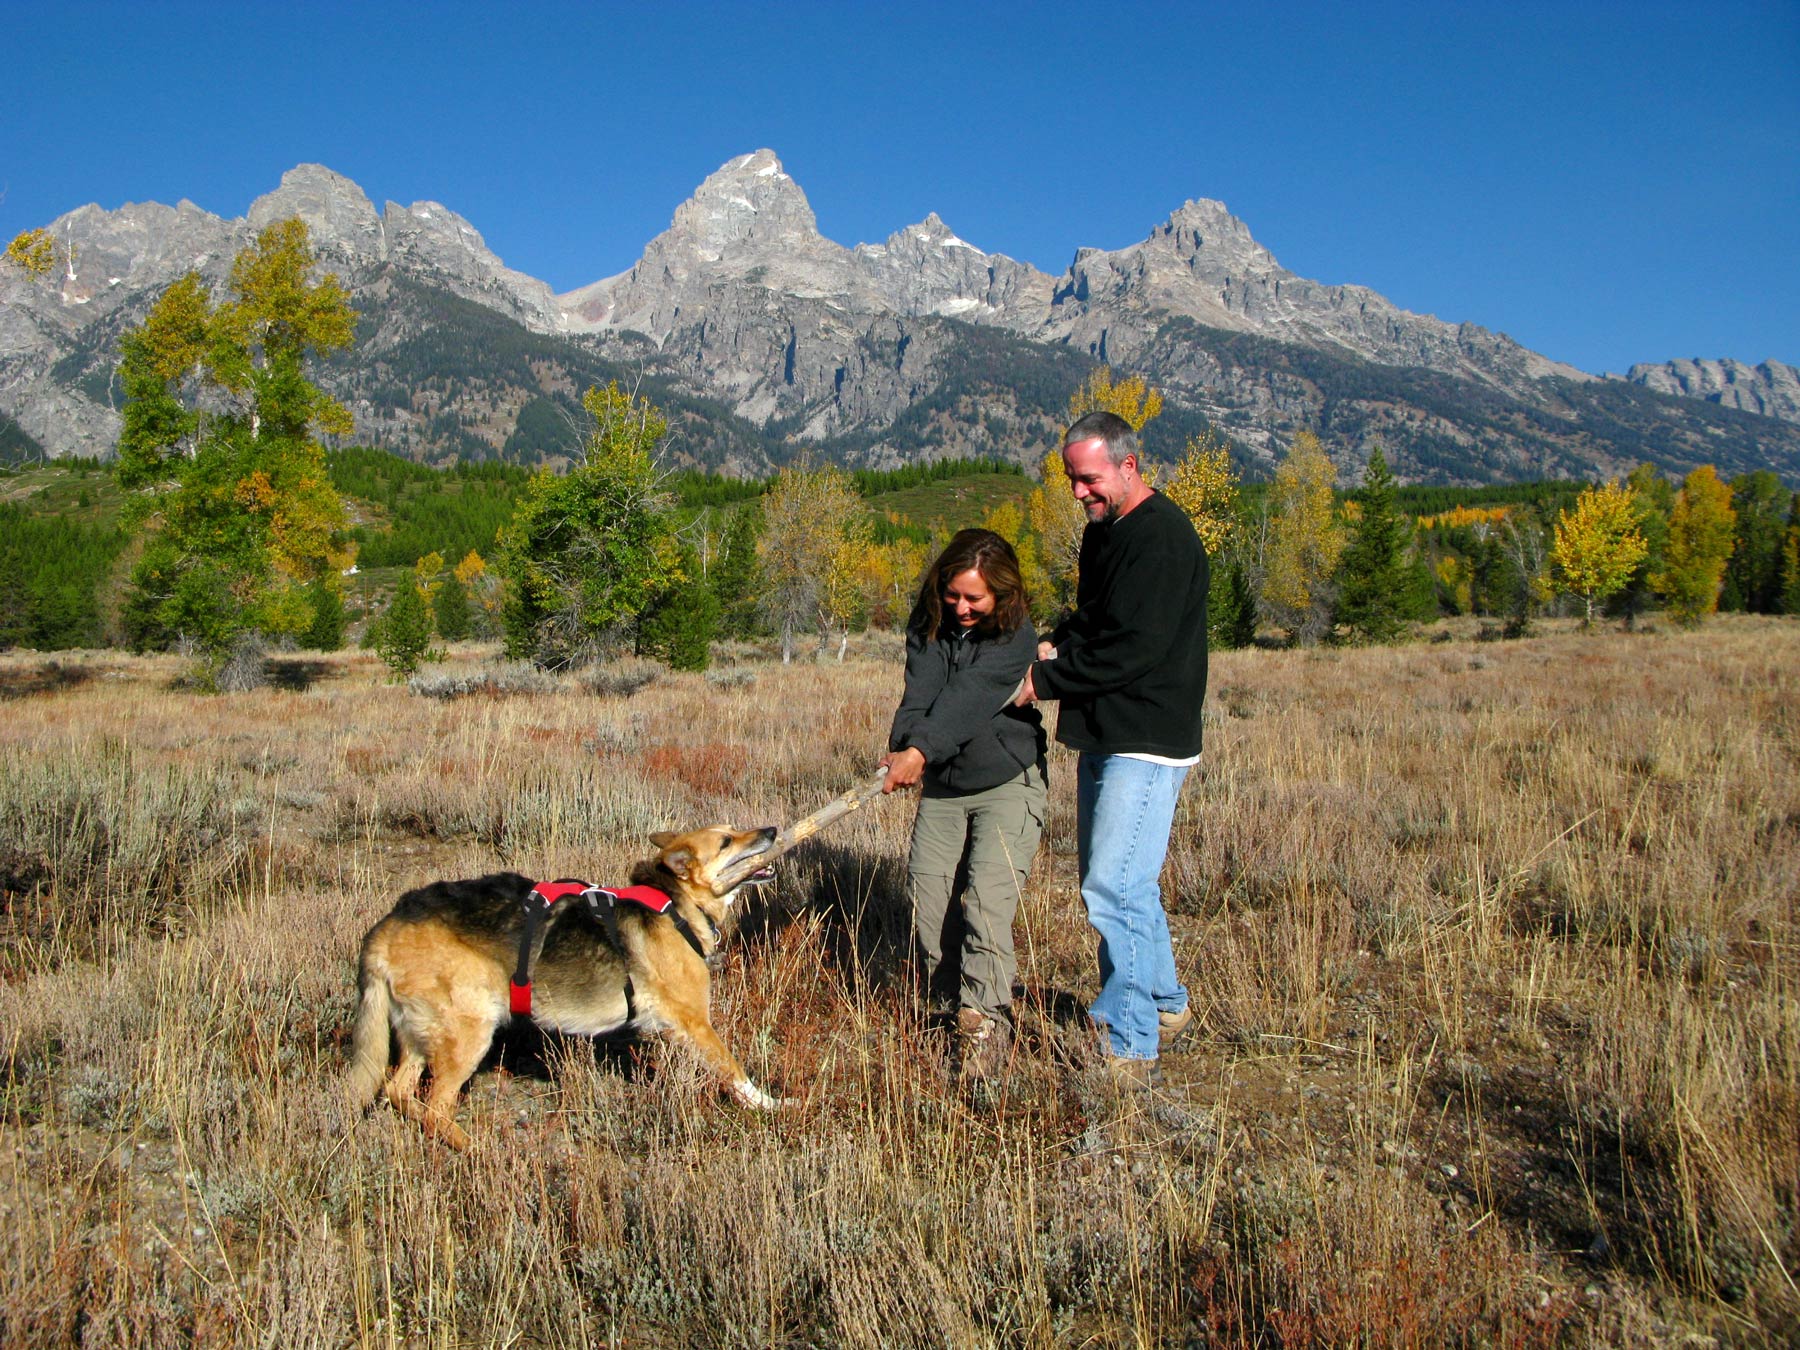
left=347, top=825, right=784, bottom=1150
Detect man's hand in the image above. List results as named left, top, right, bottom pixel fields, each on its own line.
left=879, top=747, right=926, bottom=792
left=1014, top=667, right=1037, bottom=706
left=1037, top=641, right=1057, bottom=660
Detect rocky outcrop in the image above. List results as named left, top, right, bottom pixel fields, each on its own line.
left=852, top=213, right=1052, bottom=325
left=1041, top=198, right=1587, bottom=387
left=1622, top=358, right=1800, bottom=426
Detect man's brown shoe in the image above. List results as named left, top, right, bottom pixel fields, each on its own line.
left=1157, top=1004, right=1194, bottom=1052
left=1100, top=1055, right=1161, bottom=1093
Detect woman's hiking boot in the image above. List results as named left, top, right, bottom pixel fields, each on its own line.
left=956, top=1007, right=1011, bottom=1080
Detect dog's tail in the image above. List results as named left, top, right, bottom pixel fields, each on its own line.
left=345, top=930, right=393, bottom=1107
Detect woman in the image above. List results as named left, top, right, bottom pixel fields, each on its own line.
left=881, top=528, right=1047, bottom=1078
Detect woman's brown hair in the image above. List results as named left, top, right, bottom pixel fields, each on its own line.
left=907, top=528, right=1030, bottom=638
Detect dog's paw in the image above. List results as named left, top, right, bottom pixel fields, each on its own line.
left=732, top=1079, right=795, bottom=1111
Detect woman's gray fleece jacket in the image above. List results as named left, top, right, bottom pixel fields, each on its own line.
left=887, top=620, right=1047, bottom=793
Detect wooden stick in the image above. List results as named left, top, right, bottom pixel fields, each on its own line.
left=713, top=766, right=891, bottom=892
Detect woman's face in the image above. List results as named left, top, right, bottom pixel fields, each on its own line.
left=942, top=567, right=996, bottom=629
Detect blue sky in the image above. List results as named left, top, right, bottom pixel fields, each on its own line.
left=4, top=0, right=1795, bottom=376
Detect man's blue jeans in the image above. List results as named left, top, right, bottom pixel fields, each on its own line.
left=1076, top=752, right=1190, bottom=1059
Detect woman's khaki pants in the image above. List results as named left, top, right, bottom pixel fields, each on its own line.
left=906, top=765, right=1046, bottom=1018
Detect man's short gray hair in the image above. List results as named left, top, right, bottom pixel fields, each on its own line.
left=1063, top=410, right=1137, bottom=467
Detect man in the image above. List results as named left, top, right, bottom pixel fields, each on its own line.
left=1017, top=410, right=1209, bottom=1087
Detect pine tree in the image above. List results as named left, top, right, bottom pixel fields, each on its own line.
left=1210, top=556, right=1258, bottom=649
left=301, top=577, right=346, bottom=651
left=1778, top=494, right=1800, bottom=616
left=375, top=577, right=434, bottom=678
left=1612, top=463, right=1673, bottom=625
left=637, top=544, right=719, bottom=671
left=433, top=571, right=473, bottom=642
left=1720, top=471, right=1788, bottom=612
left=1333, top=446, right=1410, bottom=643
left=709, top=505, right=765, bottom=639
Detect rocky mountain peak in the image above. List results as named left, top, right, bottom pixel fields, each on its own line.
left=852, top=213, right=1050, bottom=323
left=246, top=164, right=383, bottom=260
left=1155, top=198, right=1279, bottom=273
left=669, top=149, right=822, bottom=259
left=566, top=150, right=875, bottom=336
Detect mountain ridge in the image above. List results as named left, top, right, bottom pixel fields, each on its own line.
left=3, top=152, right=1796, bottom=485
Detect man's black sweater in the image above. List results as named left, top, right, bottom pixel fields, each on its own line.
left=1032, top=491, right=1209, bottom=758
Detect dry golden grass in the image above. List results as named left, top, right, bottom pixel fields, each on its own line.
left=1, top=620, right=1795, bottom=1346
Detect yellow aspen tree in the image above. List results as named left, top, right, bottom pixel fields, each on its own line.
left=974, top=498, right=1047, bottom=625
left=1026, top=449, right=1084, bottom=618
left=1552, top=481, right=1648, bottom=627
left=1259, top=430, right=1344, bottom=644
left=1025, top=367, right=1170, bottom=621
left=4, top=227, right=60, bottom=278
left=413, top=551, right=447, bottom=604
left=1435, top=554, right=1474, bottom=616
left=1161, top=427, right=1240, bottom=556
left=823, top=527, right=877, bottom=660
left=1652, top=465, right=1736, bottom=624
left=454, top=549, right=502, bottom=635
left=1068, top=366, right=1164, bottom=430
left=867, top=536, right=930, bottom=628
left=756, top=460, right=868, bottom=663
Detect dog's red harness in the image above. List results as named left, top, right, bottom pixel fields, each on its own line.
left=510, top=880, right=680, bottom=1016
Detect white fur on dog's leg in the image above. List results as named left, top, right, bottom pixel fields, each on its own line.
left=734, top=1079, right=794, bottom=1110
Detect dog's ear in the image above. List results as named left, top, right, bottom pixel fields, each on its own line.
left=659, top=846, right=696, bottom=880
left=649, top=830, right=678, bottom=849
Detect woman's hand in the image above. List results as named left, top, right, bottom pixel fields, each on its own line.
left=879, top=747, right=926, bottom=792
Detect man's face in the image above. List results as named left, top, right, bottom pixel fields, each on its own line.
left=1062, top=436, right=1135, bottom=524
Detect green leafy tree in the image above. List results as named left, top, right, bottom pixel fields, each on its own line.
left=1612, top=463, right=1673, bottom=626
left=1334, top=446, right=1411, bottom=643
left=1653, top=465, right=1736, bottom=625
left=116, top=220, right=355, bottom=678
left=1552, top=481, right=1648, bottom=627
left=496, top=382, right=679, bottom=667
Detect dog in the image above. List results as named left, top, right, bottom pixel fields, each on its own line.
left=346, top=824, right=785, bottom=1149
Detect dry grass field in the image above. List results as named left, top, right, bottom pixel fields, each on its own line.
left=1, top=619, right=1795, bottom=1347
